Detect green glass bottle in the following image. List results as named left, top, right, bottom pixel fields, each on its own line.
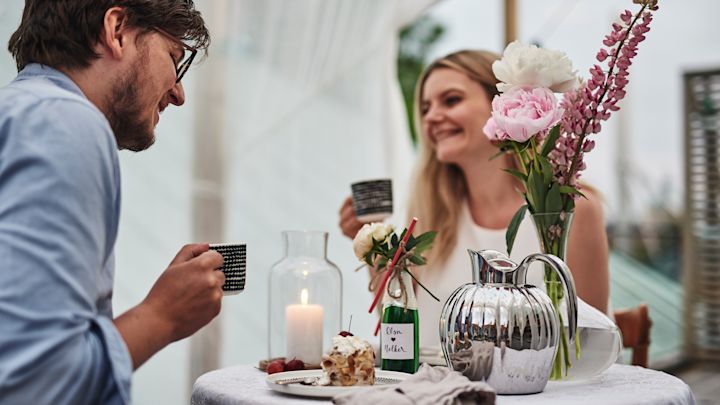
left=380, top=269, right=419, bottom=373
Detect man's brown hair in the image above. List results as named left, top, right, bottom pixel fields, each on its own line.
left=8, top=0, right=210, bottom=71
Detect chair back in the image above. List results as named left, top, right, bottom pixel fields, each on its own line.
left=614, top=303, right=652, bottom=367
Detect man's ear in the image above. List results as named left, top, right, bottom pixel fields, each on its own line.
left=98, top=7, right=131, bottom=60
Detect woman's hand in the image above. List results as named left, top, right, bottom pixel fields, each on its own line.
left=338, top=196, right=364, bottom=239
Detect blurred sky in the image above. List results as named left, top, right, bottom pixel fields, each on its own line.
left=424, top=0, right=720, bottom=222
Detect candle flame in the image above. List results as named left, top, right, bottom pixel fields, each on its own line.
left=300, top=288, right=308, bottom=305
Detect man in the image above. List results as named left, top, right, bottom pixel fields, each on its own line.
left=0, top=1, right=225, bottom=403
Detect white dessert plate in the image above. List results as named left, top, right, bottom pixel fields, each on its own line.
left=266, top=368, right=408, bottom=398
left=419, top=346, right=446, bottom=366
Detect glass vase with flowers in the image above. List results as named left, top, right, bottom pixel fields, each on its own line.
left=482, top=0, right=659, bottom=379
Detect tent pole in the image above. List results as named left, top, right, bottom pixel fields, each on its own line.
left=504, top=0, right=518, bottom=46
left=188, top=0, right=229, bottom=395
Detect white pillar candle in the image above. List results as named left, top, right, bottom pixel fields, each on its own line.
left=285, top=288, right=324, bottom=364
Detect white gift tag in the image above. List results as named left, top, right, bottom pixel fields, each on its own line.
left=381, top=323, right=414, bottom=360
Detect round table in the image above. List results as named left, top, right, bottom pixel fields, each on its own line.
left=191, top=364, right=696, bottom=405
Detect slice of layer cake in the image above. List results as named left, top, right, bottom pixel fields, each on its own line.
left=318, top=333, right=376, bottom=386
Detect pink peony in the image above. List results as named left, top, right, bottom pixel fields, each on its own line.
left=482, top=118, right=498, bottom=141
left=484, top=86, right=564, bottom=143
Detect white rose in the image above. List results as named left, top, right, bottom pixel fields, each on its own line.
left=371, top=223, right=394, bottom=243
left=493, top=41, right=579, bottom=93
left=353, top=224, right=374, bottom=260
left=352, top=223, right=394, bottom=261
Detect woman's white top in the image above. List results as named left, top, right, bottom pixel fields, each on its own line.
left=416, top=202, right=544, bottom=350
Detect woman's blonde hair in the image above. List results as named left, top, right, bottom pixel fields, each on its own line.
left=407, top=50, right=501, bottom=265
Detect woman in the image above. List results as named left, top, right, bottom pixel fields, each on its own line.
left=339, top=50, right=609, bottom=349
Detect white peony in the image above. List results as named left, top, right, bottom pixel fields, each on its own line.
left=353, top=223, right=393, bottom=260
left=493, top=41, right=579, bottom=93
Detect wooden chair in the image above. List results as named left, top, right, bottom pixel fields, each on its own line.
left=613, top=303, right=652, bottom=367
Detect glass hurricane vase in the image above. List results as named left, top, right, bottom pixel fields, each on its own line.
left=268, top=231, right=342, bottom=366
left=531, top=212, right=622, bottom=381
left=531, top=211, right=576, bottom=380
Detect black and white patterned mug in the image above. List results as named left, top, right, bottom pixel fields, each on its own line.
left=209, top=243, right=247, bottom=295
left=351, top=179, right=393, bottom=222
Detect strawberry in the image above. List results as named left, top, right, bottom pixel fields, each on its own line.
left=267, top=359, right=286, bottom=374
left=285, top=358, right=305, bottom=371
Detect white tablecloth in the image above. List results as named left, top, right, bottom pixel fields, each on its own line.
left=191, top=364, right=695, bottom=405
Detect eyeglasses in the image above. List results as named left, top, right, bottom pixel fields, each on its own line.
left=153, top=27, right=198, bottom=83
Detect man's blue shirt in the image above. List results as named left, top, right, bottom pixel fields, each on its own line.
left=0, top=64, right=132, bottom=404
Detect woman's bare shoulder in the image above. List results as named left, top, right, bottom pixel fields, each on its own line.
left=573, top=189, right=605, bottom=226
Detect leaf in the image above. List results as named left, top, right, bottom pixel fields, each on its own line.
left=527, top=168, right=546, bottom=213
left=489, top=148, right=507, bottom=161
left=412, top=231, right=437, bottom=253
left=545, top=183, right=563, bottom=213
left=376, top=257, right=388, bottom=269
left=565, top=198, right=576, bottom=212
left=506, top=204, right=528, bottom=255
left=502, top=168, right=527, bottom=183
left=370, top=245, right=386, bottom=257
left=391, top=233, right=399, bottom=247
left=540, top=125, right=561, bottom=157
left=409, top=254, right=426, bottom=265
left=524, top=174, right=538, bottom=209
left=405, top=235, right=417, bottom=251
left=387, top=246, right=398, bottom=260
left=398, top=229, right=407, bottom=243
left=559, top=185, right=587, bottom=199
left=538, top=156, right=553, bottom=186
left=516, top=139, right=532, bottom=153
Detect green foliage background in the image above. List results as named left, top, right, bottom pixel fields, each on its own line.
left=397, top=16, right=445, bottom=145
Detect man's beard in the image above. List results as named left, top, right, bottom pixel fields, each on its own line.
left=106, top=61, right=156, bottom=152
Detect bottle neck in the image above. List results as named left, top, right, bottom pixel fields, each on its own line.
left=382, top=268, right=417, bottom=310
left=282, top=231, right=328, bottom=259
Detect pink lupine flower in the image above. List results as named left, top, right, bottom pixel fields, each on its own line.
left=551, top=3, right=657, bottom=188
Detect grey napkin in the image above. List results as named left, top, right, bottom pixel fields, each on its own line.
left=332, top=364, right=496, bottom=405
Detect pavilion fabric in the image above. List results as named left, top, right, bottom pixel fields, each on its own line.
left=110, top=0, right=440, bottom=403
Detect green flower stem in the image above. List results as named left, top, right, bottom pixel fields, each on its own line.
left=547, top=269, right=571, bottom=379
left=512, top=143, right=529, bottom=176
left=529, top=137, right=541, bottom=172
left=537, top=218, right=578, bottom=381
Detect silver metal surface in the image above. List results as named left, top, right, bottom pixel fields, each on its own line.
left=440, top=249, right=578, bottom=394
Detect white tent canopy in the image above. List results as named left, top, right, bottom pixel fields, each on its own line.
left=113, top=0, right=437, bottom=402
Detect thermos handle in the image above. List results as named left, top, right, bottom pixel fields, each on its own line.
left=516, top=253, right=578, bottom=343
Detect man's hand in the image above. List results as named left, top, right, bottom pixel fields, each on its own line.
left=144, top=243, right=225, bottom=341
left=114, top=243, right=225, bottom=369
